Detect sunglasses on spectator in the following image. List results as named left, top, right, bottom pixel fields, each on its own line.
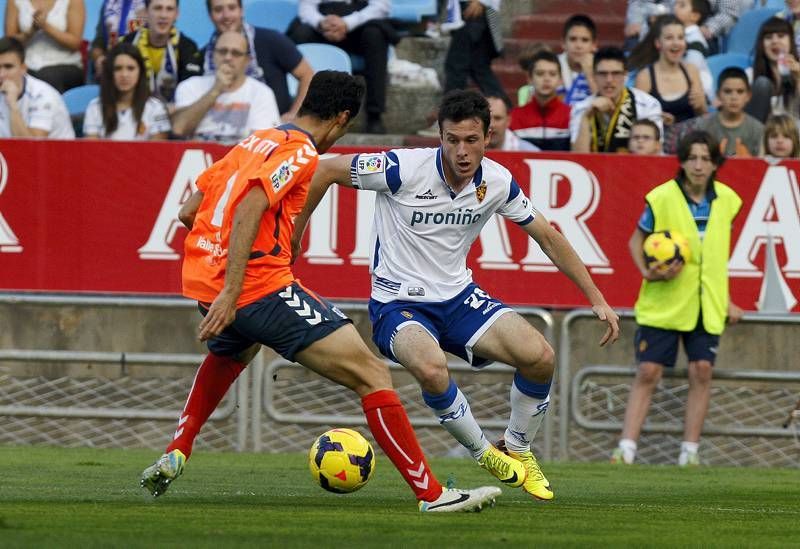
left=214, top=48, right=248, bottom=58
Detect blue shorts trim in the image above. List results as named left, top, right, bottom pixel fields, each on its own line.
left=202, top=282, right=351, bottom=362
left=368, top=283, right=512, bottom=368
left=634, top=317, right=720, bottom=367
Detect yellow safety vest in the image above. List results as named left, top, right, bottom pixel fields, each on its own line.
left=634, top=179, right=742, bottom=335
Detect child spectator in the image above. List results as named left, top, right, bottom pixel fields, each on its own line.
left=510, top=50, right=571, bottom=151
left=4, top=0, right=85, bottom=92
left=762, top=113, right=800, bottom=159
left=83, top=42, right=171, bottom=140
left=628, top=118, right=663, bottom=154
left=557, top=14, right=597, bottom=106
left=629, top=15, right=707, bottom=128
left=700, top=67, right=764, bottom=157
left=672, top=0, right=713, bottom=99
left=748, top=17, right=800, bottom=124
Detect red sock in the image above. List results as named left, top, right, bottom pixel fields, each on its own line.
left=166, top=353, right=246, bottom=459
left=362, top=389, right=443, bottom=502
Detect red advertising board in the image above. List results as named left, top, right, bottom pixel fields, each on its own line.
left=0, top=139, right=798, bottom=312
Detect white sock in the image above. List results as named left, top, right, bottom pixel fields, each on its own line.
left=680, top=441, right=699, bottom=454
left=431, top=387, right=489, bottom=460
left=619, top=438, right=637, bottom=464
left=504, top=383, right=550, bottom=454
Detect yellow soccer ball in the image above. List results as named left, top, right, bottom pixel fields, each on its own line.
left=643, top=230, right=691, bottom=272
left=308, top=428, right=375, bottom=493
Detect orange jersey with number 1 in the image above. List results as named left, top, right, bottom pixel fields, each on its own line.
left=182, top=126, right=319, bottom=307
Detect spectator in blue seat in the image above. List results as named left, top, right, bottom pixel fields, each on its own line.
left=288, top=0, right=397, bottom=134
left=747, top=16, right=800, bottom=124
left=4, top=0, right=85, bottom=92
left=121, top=0, right=202, bottom=104
left=89, top=0, right=148, bottom=80
left=83, top=42, right=171, bottom=140
left=203, top=0, right=314, bottom=121
left=0, top=37, right=74, bottom=138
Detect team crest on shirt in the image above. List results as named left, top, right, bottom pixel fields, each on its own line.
left=271, top=161, right=293, bottom=191
left=475, top=180, right=487, bottom=203
left=357, top=154, right=385, bottom=174
left=401, top=310, right=414, bottom=319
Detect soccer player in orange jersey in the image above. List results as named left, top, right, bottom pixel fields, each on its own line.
left=140, top=71, right=502, bottom=512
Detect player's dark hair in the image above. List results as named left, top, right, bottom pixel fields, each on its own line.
left=145, top=0, right=179, bottom=8
left=563, top=14, right=597, bottom=41
left=528, top=49, right=561, bottom=76
left=632, top=119, right=661, bottom=141
left=438, top=90, right=491, bottom=135
left=100, top=42, right=151, bottom=136
left=206, top=0, right=242, bottom=13
left=0, top=37, right=25, bottom=63
left=593, top=46, right=627, bottom=72
left=716, top=66, right=750, bottom=92
left=676, top=130, right=724, bottom=182
left=297, top=71, right=365, bottom=121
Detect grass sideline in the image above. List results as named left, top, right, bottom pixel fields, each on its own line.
left=0, top=446, right=798, bottom=548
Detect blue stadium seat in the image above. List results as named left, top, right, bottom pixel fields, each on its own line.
left=726, top=8, right=780, bottom=55
left=244, top=0, right=298, bottom=33
left=176, top=1, right=216, bottom=46
left=706, top=52, right=752, bottom=91
left=390, top=0, right=437, bottom=22
left=63, top=84, right=100, bottom=116
left=84, top=0, right=104, bottom=41
left=287, top=43, right=352, bottom=96
left=0, top=0, right=7, bottom=30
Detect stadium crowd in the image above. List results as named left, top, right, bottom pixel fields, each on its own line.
left=0, top=0, right=797, bottom=157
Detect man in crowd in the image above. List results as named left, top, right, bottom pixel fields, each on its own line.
left=203, top=0, right=314, bottom=120
left=171, top=30, right=280, bottom=142
left=288, top=0, right=397, bottom=133
left=571, top=46, right=662, bottom=153
left=487, top=95, right=539, bottom=152
left=122, top=0, right=202, bottom=103
left=0, top=37, right=74, bottom=139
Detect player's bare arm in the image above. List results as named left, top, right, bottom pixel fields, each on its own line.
left=178, top=191, right=204, bottom=230
left=198, top=185, right=270, bottom=341
left=291, top=154, right=356, bottom=263
left=525, top=211, right=620, bottom=345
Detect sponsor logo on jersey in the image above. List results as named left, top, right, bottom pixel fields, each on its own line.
left=410, top=208, right=482, bottom=226
left=475, top=180, right=487, bottom=203
left=271, top=161, right=293, bottom=191
left=415, top=189, right=438, bottom=200
left=407, top=287, right=425, bottom=297
left=357, top=154, right=385, bottom=175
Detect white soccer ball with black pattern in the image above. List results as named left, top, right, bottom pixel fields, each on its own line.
left=308, top=428, right=375, bottom=493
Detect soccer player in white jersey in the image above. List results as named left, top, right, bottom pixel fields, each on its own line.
left=292, top=90, right=620, bottom=501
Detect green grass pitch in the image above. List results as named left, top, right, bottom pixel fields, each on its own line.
left=0, top=446, right=798, bottom=548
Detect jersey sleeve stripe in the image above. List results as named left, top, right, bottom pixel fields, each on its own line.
left=516, top=215, right=535, bottom=226
left=507, top=179, right=522, bottom=203
left=386, top=151, right=402, bottom=194
left=350, top=155, right=361, bottom=188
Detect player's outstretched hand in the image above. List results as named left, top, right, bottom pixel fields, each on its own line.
left=592, top=303, right=620, bottom=346
left=198, top=290, right=237, bottom=341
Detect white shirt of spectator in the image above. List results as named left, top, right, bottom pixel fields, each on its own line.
left=15, top=0, right=82, bottom=71
left=351, top=147, right=535, bottom=303
left=569, top=86, right=663, bottom=144
left=83, top=96, right=171, bottom=140
left=0, top=74, right=75, bottom=138
left=501, top=130, right=540, bottom=152
left=174, top=75, right=280, bottom=143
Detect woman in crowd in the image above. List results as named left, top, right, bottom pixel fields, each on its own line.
left=629, top=14, right=707, bottom=133
left=4, top=0, right=85, bottom=92
left=83, top=42, right=170, bottom=140
left=748, top=17, right=800, bottom=124
left=762, top=113, right=800, bottom=159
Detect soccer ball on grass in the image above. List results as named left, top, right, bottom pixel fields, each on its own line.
left=308, top=428, right=375, bottom=493
left=643, top=230, right=690, bottom=273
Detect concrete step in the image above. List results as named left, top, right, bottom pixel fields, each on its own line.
left=530, top=0, right=628, bottom=16
left=512, top=12, right=625, bottom=42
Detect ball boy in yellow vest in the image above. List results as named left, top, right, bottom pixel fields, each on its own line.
left=612, top=130, right=744, bottom=466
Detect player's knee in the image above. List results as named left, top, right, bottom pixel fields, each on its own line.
left=413, top=361, right=450, bottom=394
left=516, top=340, right=554, bottom=380
left=637, top=362, right=663, bottom=386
